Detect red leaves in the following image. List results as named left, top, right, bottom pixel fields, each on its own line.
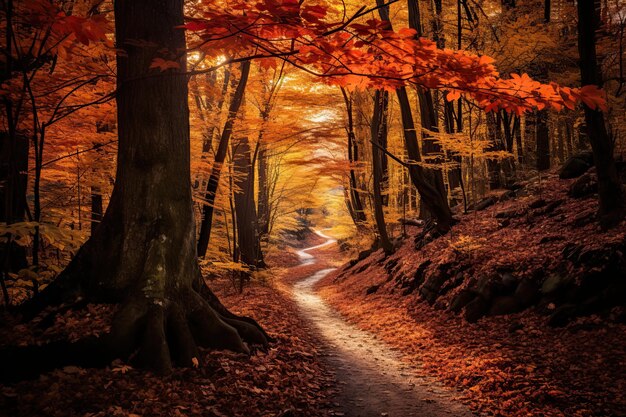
left=577, top=85, right=608, bottom=111
left=186, top=0, right=606, bottom=115
left=53, top=14, right=109, bottom=46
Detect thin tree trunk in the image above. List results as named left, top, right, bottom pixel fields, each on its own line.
left=197, top=62, right=250, bottom=258
left=371, top=90, right=393, bottom=254
left=232, top=134, right=265, bottom=269
left=577, top=0, right=625, bottom=228
left=340, top=88, right=367, bottom=227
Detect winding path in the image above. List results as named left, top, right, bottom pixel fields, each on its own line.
left=292, top=231, right=475, bottom=417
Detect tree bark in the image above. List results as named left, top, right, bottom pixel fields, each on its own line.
left=0, top=132, right=29, bottom=272
left=577, top=0, right=625, bottom=228
left=340, top=88, right=367, bottom=228
left=232, top=134, right=265, bottom=269
left=371, top=90, right=393, bottom=254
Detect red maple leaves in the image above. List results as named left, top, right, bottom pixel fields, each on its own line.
left=184, top=0, right=607, bottom=114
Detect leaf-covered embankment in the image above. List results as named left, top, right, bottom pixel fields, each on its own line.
left=318, top=165, right=626, bottom=417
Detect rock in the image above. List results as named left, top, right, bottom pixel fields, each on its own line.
left=532, top=199, right=564, bottom=217
left=501, top=273, right=518, bottom=293
left=529, top=198, right=547, bottom=209
left=498, top=190, right=516, bottom=202
left=514, top=278, right=540, bottom=306
left=465, top=297, right=489, bottom=323
left=419, top=266, right=450, bottom=304
left=366, top=284, right=380, bottom=295
left=449, top=290, right=477, bottom=314
left=489, top=296, right=523, bottom=316
left=475, top=275, right=495, bottom=300
left=495, top=209, right=520, bottom=219
left=474, top=197, right=497, bottom=211
left=357, top=248, right=374, bottom=262
left=498, top=218, right=511, bottom=229
left=572, top=208, right=596, bottom=227
left=541, top=274, right=573, bottom=296
left=548, top=304, right=579, bottom=327
left=539, top=235, right=564, bottom=244
left=559, top=151, right=594, bottom=179
left=508, top=321, right=524, bottom=333
left=568, top=173, right=597, bottom=198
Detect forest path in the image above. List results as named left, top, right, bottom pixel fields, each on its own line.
left=291, top=231, right=475, bottom=417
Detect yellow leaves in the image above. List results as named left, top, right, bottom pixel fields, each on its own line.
left=450, top=235, right=487, bottom=256
left=192, top=357, right=200, bottom=368
left=150, top=58, right=181, bottom=72
left=0, top=222, right=87, bottom=252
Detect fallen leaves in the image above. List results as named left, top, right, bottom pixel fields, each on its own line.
left=0, top=275, right=337, bottom=417
left=319, top=173, right=626, bottom=417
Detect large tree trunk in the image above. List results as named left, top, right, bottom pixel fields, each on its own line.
left=18, top=0, right=266, bottom=375
left=577, top=0, right=625, bottom=228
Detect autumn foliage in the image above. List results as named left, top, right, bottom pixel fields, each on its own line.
left=182, top=0, right=606, bottom=113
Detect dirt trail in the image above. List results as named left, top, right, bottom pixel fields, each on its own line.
left=291, top=231, right=475, bottom=417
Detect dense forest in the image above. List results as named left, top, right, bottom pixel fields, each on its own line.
left=1, top=0, right=625, bottom=416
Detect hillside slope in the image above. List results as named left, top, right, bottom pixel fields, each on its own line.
left=319, top=166, right=626, bottom=417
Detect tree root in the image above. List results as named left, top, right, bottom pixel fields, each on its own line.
left=105, top=286, right=268, bottom=374
left=4, top=285, right=269, bottom=381
left=196, top=276, right=275, bottom=343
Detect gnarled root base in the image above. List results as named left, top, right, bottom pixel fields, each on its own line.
left=106, top=288, right=268, bottom=374
left=4, top=285, right=269, bottom=382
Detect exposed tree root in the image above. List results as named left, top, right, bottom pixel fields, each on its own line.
left=5, top=278, right=269, bottom=381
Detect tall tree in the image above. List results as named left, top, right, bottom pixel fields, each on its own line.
left=232, top=133, right=265, bottom=269
left=377, top=0, right=455, bottom=233
left=370, top=90, right=393, bottom=254
left=197, top=62, right=250, bottom=258
left=340, top=87, right=367, bottom=228
left=577, top=0, right=625, bottom=228
left=22, top=0, right=266, bottom=373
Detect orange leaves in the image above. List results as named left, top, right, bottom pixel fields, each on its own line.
left=19, top=0, right=111, bottom=60
left=446, top=90, right=462, bottom=102
left=184, top=0, right=609, bottom=115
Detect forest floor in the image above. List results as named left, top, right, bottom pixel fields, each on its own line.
left=317, top=172, right=626, bottom=417
left=0, top=236, right=340, bottom=417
